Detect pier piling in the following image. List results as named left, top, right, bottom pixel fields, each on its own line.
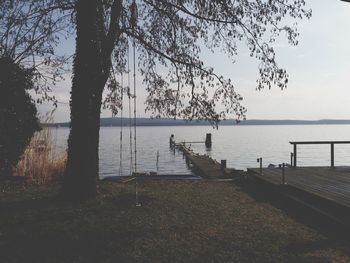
left=205, top=133, right=212, bottom=148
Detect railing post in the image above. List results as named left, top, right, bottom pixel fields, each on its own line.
left=293, top=144, right=297, bottom=167
left=331, top=143, right=334, bottom=167
left=290, top=152, right=294, bottom=167
left=289, top=141, right=350, bottom=168
left=281, top=163, right=286, bottom=184
left=220, top=160, right=226, bottom=170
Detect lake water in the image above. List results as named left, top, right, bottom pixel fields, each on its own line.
left=52, top=125, right=350, bottom=178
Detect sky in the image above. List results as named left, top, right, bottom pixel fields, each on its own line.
left=38, top=0, right=350, bottom=122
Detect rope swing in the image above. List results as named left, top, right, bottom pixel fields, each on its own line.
left=127, top=43, right=133, bottom=177
left=110, top=65, right=124, bottom=178
left=119, top=73, right=124, bottom=177
left=130, top=0, right=140, bottom=207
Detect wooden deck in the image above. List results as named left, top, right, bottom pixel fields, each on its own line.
left=248, top=166, right=350, bottom=209
left=247, top=166, right=350, bottom=227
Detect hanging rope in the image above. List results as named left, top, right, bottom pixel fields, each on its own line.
left=133, top=32, right=137, bottom=175
left=130, top=0, right=140, bottom=207
left=133, top=23, right=139, bottom=206
left=127, top=42, right=134, bottom=177
left=131, top=0, right=138, bottom=175
left=110, top=65, right=124, bottom=177
left=119, top=73, right=124, bottom=176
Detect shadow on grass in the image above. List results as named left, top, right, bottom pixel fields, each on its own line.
left=0, top=191, right=152, bottom=262
left=0, top=226, right=135, bottom=262
left=285, top=239, right=338, bottom=254
left=0, top=195, right=65, bottom=212
left=113, top=193, right=153, bottom=207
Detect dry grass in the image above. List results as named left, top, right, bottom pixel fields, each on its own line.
left=14, top=112, right=66, bottom=184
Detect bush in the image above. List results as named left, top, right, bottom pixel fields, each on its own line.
left=0, top=56, right=41, bottom=175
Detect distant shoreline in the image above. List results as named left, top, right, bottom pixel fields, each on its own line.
left=42, top=118, right=350, bottom=127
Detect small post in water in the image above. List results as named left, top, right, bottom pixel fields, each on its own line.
left=205, top=133, right=212, bottom=148
left=281, top=163, right=286, bottom=184
left=257, top=157, right=263, bottom=176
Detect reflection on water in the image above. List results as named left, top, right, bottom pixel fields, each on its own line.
left=53, top=125, right=350, bottom=178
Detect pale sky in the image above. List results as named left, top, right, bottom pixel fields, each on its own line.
left=39, top=0, right=350, bottom=122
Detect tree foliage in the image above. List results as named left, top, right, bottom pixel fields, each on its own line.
left=0, top=0, right=311, bottom=123
left=105, top=0, right=311, bottom=123
left=0, top=0, right=73, bottom=104
left=0, top=56, right=41, bottom=174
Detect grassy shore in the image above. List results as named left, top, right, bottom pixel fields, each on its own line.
left=0, top=180, right=350, bottom=262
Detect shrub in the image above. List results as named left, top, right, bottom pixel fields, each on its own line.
left=0, top=56, right=41, bottom=175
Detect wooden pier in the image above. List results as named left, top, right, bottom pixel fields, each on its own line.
left=176, top=143, right=241, bottom=179
left=247, top=166, right=350, bottom=226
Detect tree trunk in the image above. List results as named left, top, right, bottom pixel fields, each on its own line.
left=62, top=0, right=105, bottom=199
left=62, top=94, right=102, bottom=199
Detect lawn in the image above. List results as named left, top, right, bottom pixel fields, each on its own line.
left=0, top=180, right=349, bottom=262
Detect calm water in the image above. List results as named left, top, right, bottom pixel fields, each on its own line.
left=53, top=125, right=350, bottom=178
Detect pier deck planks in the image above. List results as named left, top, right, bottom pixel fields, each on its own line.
left=176, top=143, right=233, bottom=179
left=248, top=166, right=350, bottom=208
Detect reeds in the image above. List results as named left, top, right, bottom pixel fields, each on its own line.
left=14, top=112, right=67, bottom=184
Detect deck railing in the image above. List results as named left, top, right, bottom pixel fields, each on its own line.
left=289, top=141, right=350, bottom=167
